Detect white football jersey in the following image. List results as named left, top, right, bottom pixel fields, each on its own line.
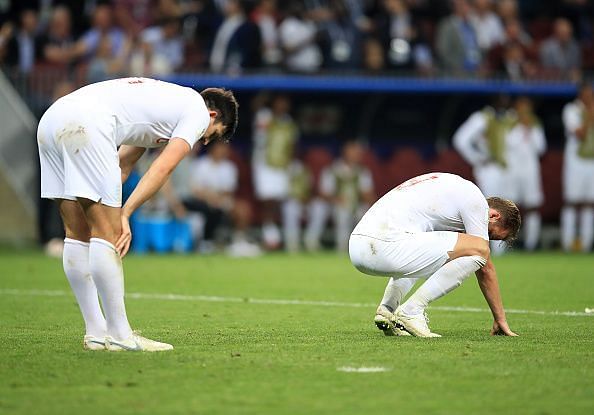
left=353, top=173, right=489, bottom=241
left=63, top=77, right=210, bottom=148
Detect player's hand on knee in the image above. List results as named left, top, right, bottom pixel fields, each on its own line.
left=116, top=215, right=132, bottom=258
left=491, top=320, right=519, bottom=337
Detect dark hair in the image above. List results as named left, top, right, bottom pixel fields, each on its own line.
left=487, top=197, right=521, bottom=242
left=200, top=88, right=239, bottom=143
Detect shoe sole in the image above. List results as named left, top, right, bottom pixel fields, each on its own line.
left=375, top=315, right=411, bottom=336
left=394, top=320, right=441, bottom=338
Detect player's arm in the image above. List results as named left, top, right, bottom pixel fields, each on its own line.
left=475, top=259, right=518, bottom=336
left=453, top=112, right=488, bottom=166
left=118, top=145, right=146, bottom=183
left=116, top=138, right=191, bottom=256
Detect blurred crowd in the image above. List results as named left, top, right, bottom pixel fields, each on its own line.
left=1, top=0, right=594, bottom=82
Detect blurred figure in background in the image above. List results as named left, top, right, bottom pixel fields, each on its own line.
left=453, top=94, right=515, bottom=255
left=39, top=6, right=74, bottom=66
left=209, top=0, right=262, bottom=73
left=305, top=140, right=375, bottom=252
left=130, top=17, right=184, bottom=76
left=0, top=8, right=41, bottom=75
left=278, top=1, right=322, bottom=73
left=470, top=0, right=504, bottom=53
left=252, top=94, right=299, bottom=250
left=282, top=161, right=313, bottom=253
left=376, top=0, right=433, bottom=73
left=436, top=0, right=482, bottom=75
left=251, top=0, right=282, bottom=67
left=163, top=141, right=260, bottom=256
left=500, top=97, right=546, bottom=250
left=561, top=83, right=594, bottom=252
left=86, top=34, right=130, bottom=83
left=540, top=18, right=581, bottom=81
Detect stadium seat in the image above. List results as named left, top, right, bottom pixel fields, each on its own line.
left=430, top=149, right=473, bottom=181
left=384, top=147, right=429, bottom=192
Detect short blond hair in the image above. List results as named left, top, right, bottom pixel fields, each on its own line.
left=487, top=197, right=521, bottom=242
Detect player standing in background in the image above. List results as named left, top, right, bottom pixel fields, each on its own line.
left=500, top=97, right=546, bottom=250
left=561, top=83, right=594, bottom=252
left=37, top=77, right=238, bottom=351
left=453, top=94, right=516, bottom=255
left=349, top=173, right=521, bottom=338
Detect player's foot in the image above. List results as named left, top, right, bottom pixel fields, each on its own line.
left=105, top=333, right=174, bottom=352
left=394, top=308, right=441, bottom=338
left=83, top=335, right=106, bottom=350
left=374, top=305, right=410, bottom=336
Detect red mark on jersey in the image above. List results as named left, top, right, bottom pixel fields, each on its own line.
left=127, top=78, right=144, bottom=84
left=396, top=174, right=440, bottom=190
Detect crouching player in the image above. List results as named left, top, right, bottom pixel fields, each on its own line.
left=348, top=173, right=521, bottom=338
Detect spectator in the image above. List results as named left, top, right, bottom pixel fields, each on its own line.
left=251, top=0, right=282, bottom=67
left=316, top=0, right=362, bottom=69
left=40, top=6, right=74, bottom=66
left=470, top=0, right=504, bottom=52
left=540, top=18, right=581, bottom=81
left=113, top=0, right=155, bottom=36
left=496, top=0, right=520, bottom=24
left=86, top=34, right=130, bottom=83
left=498, top=42, right=537, bottom=80
left=305, top=140, right=375, bottom=252
left=252, top=94, right=299, bottom=250
left=436, top=0, right=482, bottom=74
left=376, top=0, right=433, bottom=73
left=209, top=0, right=262, bottom=73
left=0, top=8, right=41, bottom=74
left=130, top=17, right=184, bottom=76
left=278, top=1, right=322, bottom=73
left=162, top=142, right=261, bottom=256
left=57, top=4, right=128, bottom=65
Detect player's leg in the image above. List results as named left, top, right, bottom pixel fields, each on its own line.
left=523, top=208, right=541, bottom=251
left=561, top=161, right=580, bottom=251
left=579, top=202, right=594, bottom=252
left=282, top=198, right=302, bottom=253
left=397, top=233, right=488, bottom=337
left=374, top=277, right=417, bottom=336
left=333, top=205, right=353, bottom=252
left=304, top=198, right=329, bottom=251
left=57, top=198, right=107, bottom=350
left=521, top=170, right=543, bottom=251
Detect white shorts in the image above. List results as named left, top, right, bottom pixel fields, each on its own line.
left=252, top=162, right=290, bottom=200
left=563, top=153, right=594, bottom=203
left=37, top=97, right=122, bottom=207
left=348, top=231, right=458, bottom=279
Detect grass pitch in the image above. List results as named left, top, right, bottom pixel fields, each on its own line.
left=0, top=250, right=592, bottom=414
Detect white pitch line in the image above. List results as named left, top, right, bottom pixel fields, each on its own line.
left=337, top=367, right=391, bottom=373
left=0, top=288, right=592, bottom=317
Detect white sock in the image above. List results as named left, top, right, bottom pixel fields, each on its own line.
left=334, top=206, right=353, bottom=251
left=401, top=256, right=487, bottom=315
left=579, top=207, right=594, bottom=252
left=262, top=222, right=281, bottom=246
left=561, top=206, right=577, bottom=251
left=63, top=238, right=107, bottom=337
left=304, top=199, right=329, bottom=249
left=89, top=238, right=133, bottom=341
left=380, top=277, right=418, bottom=311
left=524, top=211, right=541, bottom=251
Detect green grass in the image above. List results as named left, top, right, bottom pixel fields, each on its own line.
left=0, top=251, right=592, bottom=415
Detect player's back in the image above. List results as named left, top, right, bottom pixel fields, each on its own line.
left=352, top=173, right=489, bottom=240
left=63, top=77, right=208, bottom=147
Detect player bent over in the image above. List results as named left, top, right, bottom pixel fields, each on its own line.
left=348, top=173, right=521, bottom=337
left=37, top=78, right=238, bottom=351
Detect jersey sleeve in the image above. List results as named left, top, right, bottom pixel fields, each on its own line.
left=171, top=93, right=210, bottom=148
left=459, top=184, right=490, bottom=240
left=562, top=103, right=581, bottom=135
left=319, top=167, right=336, bottom=196
left=358, top=168, right=374, bottom=193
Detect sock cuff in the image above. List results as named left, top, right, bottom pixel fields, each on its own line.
left=64, top=238, right=90, bottom=247
left=466, top=255, right=487, bottom=269
left=90, top=237, right=116, bottom=251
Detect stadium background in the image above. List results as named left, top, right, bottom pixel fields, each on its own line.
left=1, top=0, right=591, bottom=252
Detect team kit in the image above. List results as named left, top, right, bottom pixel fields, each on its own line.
left=41, top=76, right=594, bottom=351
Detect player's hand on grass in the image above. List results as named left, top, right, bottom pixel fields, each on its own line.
left=491, top=320, right=519, bottom=337
left=116, top=215, right=132, bottom=258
